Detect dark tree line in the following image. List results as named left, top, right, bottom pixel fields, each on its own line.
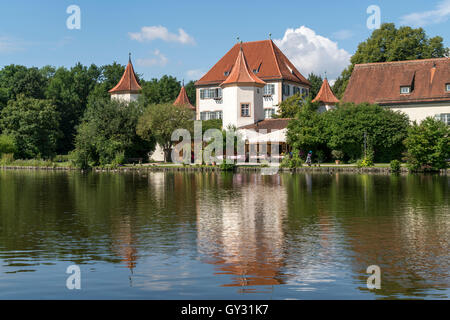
left=0, top=62, right=196, bottom=159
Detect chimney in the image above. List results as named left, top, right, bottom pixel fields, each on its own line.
left=430, top=62, right=437, bottom=85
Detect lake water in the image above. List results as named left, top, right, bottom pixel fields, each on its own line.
left=0, top=170, right=448, bottom=300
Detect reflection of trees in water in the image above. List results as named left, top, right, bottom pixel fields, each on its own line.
left=282, top=173, right=449, bottom=299
left=0, top=171, right=448, bottom=298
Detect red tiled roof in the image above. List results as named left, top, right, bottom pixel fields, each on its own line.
left=196, top=40, right=310, bottom=87
left=174, top=86, right=195, bottom=110
left=342, top=58, right=450, bottom=105
left=109, top=59, right=142, bottom=94
left=221, top=46, right=266, bottom=87
left=239, top=118, right=291, bottom=131
left=312, top=78, right=339, bottom=104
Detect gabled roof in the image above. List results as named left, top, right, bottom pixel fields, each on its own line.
left=220, top=46, right=266, bottom=87
left=109, top=58, right=142, bottom=94
left=342, top=58, right=450, bottom=105
left=196, top=40, right=310, bottom=87
left=312, top=78, right=339, bottom=105
left=174, top=85, right=195, bottom=110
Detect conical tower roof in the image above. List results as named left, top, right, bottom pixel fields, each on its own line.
left=109, top=55, right=142, bottom=94
left=174, top=84, right=195, bottom=110
left=220, top=45, right=266, bottom=87
left=312, top=78, right=339, bottom=105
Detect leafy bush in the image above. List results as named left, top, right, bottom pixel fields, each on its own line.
left=357, top=157, right=374, bottom=168
left=112, top=151, right=125, bottom=166
left=0, top=134, right=17, bottom=155
left=219, top=163, right=236, bottom=171
left=0, top=153, right=14, bottom=165
left=404, top=117, right=449, bottom=172
left=331, top=150, right=344, bottom=160
left=280, top=153, right=303, bottom=169
left=390, top=159, right=401, bottom=173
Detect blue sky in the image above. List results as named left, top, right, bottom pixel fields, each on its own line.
left=0, top=0, right=449, bottom=81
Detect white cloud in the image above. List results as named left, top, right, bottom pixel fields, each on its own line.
left=129, top=26, right=195, bottom=45
left=0, top=37, right=22, bottom=53
left=400, top=0, right=450, bottom=27
left=186, top=69, right=205, bottom=80
left=136, top=50, right=168, bottom=67
left=274, top=26, right=351, bottom=81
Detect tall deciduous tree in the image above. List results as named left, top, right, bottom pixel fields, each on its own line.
left=307, top=73, right=323, bottom=99
left=137, top=103, right=194, bottom=162
left=46, top=63, right=101, bottom=153
left=274, top=94, right=304, bottom=118
left=140, top=75, right=181, bottom=105
left=71, top=98, right=153, bottom=168
left=333, top=23, right=449, bottom=98
left=0, top=95, right=61, bottom=159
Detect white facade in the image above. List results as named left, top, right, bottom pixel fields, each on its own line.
left=387, top=102, right=450, bottom=123
left=197, top=81, right=310, bottom=125
left=111, top=93, right=140, bottom=103
left=221, top=85, right=265, bottom=128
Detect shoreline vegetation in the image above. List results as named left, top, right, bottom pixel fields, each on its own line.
left=1, top=161, right=448, bottom=175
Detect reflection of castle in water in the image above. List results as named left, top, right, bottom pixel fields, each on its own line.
left=196, top=173, right=288, bottom=291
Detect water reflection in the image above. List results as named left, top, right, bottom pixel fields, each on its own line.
left=0, top=170, right=448, bottom=299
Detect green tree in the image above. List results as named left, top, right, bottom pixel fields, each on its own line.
left=0, top=65, right=48, bottom=101
left=0, top=95, right=61, bottom=159
left=275, top=94, right=303, bottom=118
left=307, top=73, right=323, bottom=99
left=185, top=80, right=196, bottom=106
left=287, top=100, right=327, bottom=159
left=71, top=98, right=153, bottom=168
left=404, top=117, right=449, bottom=171
left=0, top=134, right=17, bottom=155
left=333, top=23, right=449, bottom=98
left=137, top=103, right=194, bottom=162
left=46, top=63, right=101, bottom=153
left=87, top=62, right=126, bottom=102
left=141, top=75, right=181, bottom=105
left=325, top=103, right=410, bottom=162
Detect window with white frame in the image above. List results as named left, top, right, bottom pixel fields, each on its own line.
left=283, top=84, right=290, bottom=96
left=400, top=86, right=411, bottom=94
left=200, top=88, right=222, bottom=100
left=435, top=113, right=450, bottom=125
left=264, top=108, right=275, bottom=119
left=293, top=87, right=301, bottom=95
left=241, top=103, right=250, bottom=117
left=264, top=84, right=275, bottom=96
left=200, top=111, right=223, bottom=120
left=446, top=83, right=450, bottom=92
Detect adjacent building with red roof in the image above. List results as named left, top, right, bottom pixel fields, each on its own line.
left=342, top=58, right=450, bottom=124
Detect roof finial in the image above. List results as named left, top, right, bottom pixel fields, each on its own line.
left=237, top=36, right=240, bottom=43
left=269, top=33, right=272, bottom=40
left=182, top=79, right=185, bottom=87
left=129, top=52, right=131, bottom=62
left=324, top=71, right=327, bottom=79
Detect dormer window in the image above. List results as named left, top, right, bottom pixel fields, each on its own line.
left=446, top=83, right=450, bottom=92
left=224, top=71, right=230, bottom=76
left=400, top=86, right=411, bottom=94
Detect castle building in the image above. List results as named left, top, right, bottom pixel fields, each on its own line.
left=195, top=40, right=311, bottom=126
